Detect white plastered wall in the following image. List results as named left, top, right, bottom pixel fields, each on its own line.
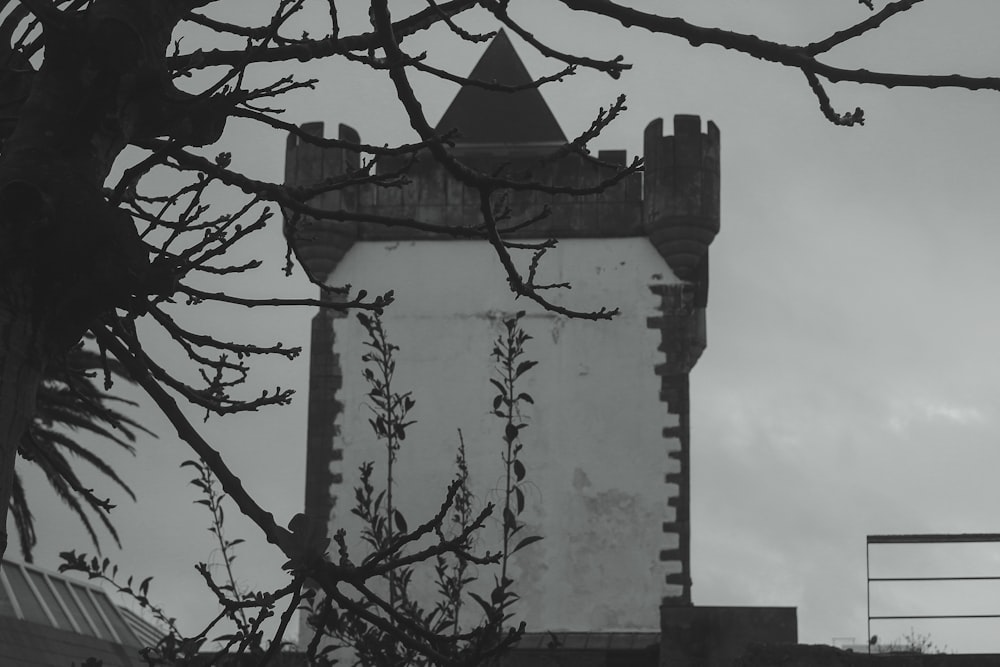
left=326, top=237, right=682, bottom=631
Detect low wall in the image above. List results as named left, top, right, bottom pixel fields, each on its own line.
left=661, top=605, right=798, bottom=667
left=738, top=645, right=1000, bottom=666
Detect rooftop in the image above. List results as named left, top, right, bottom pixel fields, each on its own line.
left=0, top=557, right=164, bottom=666
left=434, top=30, right=567, bottom=146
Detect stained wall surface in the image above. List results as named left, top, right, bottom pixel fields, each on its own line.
left=325, top=238, right=683, bottom=632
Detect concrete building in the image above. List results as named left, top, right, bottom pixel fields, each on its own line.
left=286, top=31, right=794, bottom=666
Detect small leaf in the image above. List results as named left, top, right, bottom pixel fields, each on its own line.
left=513, top=459, right=525, bottom=482
left=515, top=360, right=538, bottom=378
left=518, top=392, right=534, bottom=404
left=394, top=509, right=408, bottom=533
left=512, top=535, right=543, bottom=554
left=468, top=592, right=493, bottom=615
left=515, top=486, right=525, bottom=513
left=503, top=507, right=516, bottom=532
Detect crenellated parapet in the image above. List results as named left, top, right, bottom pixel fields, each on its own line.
left=284, top=115, right=719, bottom=298
left=284, top=126, right=646, bottom=283
left=359, top=147, right=643, bottom=240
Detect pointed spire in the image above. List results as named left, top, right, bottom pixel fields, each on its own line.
left=434, top=30, right=567, bottom=146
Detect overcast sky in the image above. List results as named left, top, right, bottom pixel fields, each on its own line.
left=18, top=0, right=1000, bottom=654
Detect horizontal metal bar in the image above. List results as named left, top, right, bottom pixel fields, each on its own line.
left=868, top=533, right=1000, bottom=544
left=870, top=614, right=1000, bottom=620
left=870, top=576, right=1000, bottom=582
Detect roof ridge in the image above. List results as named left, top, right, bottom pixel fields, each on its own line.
left=434, top=30, right=567, bottom=145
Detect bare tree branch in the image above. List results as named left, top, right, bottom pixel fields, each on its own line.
left=93, top=324, right=300, bottom=556
left=170, top=0, right=480, bottom=70
left=555, top=0, right=1000, bottom=93
left=803, top=70, right=865, bottom=126
left=806, top=0, right=922, bottom=55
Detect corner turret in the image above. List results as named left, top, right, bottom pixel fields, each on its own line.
left=284, top=122, right=360, bottom=284
left=643, top=115, right=720, bottom=304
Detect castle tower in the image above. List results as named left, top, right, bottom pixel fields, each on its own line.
left=285, top=31, right=719, bottom=635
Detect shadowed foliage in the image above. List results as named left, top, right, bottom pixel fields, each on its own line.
left=13, top=341, right=146, bottom=562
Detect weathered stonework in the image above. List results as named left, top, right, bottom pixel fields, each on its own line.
left=647, top=283, right=705, bottom=605
left=643, top=115, right=720, bottom=286
left=286, top=136, right=644, bottom=248
left=284, top=123, right=360, bottom=285
left=302, top=298, right=345, bottom=559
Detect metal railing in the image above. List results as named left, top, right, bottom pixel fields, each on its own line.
left=867, top=533, right=1000, bottom=652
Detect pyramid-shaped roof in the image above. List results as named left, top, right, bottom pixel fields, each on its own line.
left=434, top=30, right=566, bottom=145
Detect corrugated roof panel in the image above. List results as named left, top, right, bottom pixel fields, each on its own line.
left=93, top=590, right=140, bottom=646
left=27, top=570, right=72, bottom=631
left=51, top=576, right=94, bottom=635
left=118, top=606, right=166, bottom=649
left=0, top=567, right=17, bottom=620
left=72, top=582, right=115, bottom=641
left=3, top=563, right=49, bottom=625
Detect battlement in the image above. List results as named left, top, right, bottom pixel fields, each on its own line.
left=284, top=114, right=720, bottom=290
left=285, top=122, right=643, bottom=232
left=644, top=115, right=721, bottom=283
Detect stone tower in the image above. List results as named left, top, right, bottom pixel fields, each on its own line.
left=285, top=30, right=719, bottom=634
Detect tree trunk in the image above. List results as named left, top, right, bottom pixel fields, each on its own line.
left=0, top=302, right=44, bottom=557
left=0, top=0, right=198, bottom=558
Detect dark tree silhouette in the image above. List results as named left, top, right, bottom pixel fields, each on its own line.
left=0, top=0, right=998, bottom=660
